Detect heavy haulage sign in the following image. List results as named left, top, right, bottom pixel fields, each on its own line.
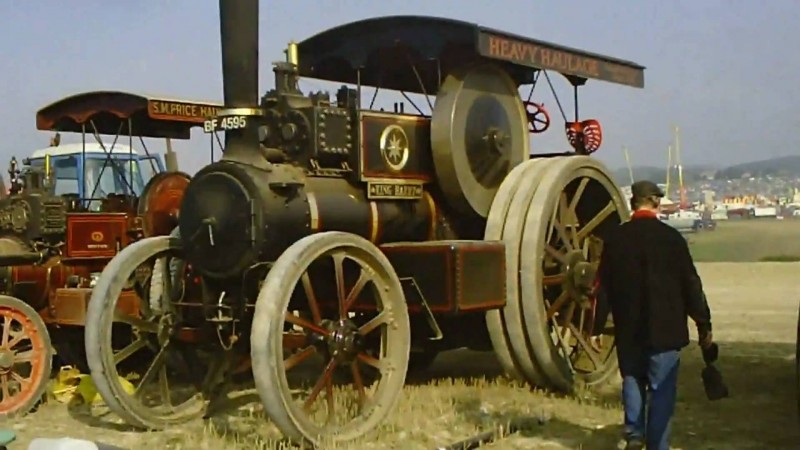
left=478, top=32, right=644, bottom=88
left=148, top=100, right=222, bottom=123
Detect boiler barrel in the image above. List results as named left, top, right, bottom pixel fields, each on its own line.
left=178, top=161, right=444, bottom=279
left=279, top=177, right=438, bottom=247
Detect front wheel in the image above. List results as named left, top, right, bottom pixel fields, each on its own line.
left=84, top=235, right=208, bottom=429
left=251, top=231, right=410, bottom=447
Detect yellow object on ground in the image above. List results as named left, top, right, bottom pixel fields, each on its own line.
left=48, top=366, right=136, bottom=405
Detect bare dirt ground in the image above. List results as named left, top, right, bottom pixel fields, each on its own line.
left=5, top=262, right=800, bottom=449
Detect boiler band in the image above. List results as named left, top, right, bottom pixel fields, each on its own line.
left=295, top=177, right=438, bottom=246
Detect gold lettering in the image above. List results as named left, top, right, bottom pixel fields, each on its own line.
left=148, top=100, right=222, bottom=123
left=500, top=39, right=510, bottom=58
left=368, top=182, right=423, bottom=200
left=483, top=34, right=607, bottom=79
left=489, top=36, right=501, bottom=56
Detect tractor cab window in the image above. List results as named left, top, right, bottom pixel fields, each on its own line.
left=83, top=157, right=146, bottom=200
left=51, top=156, right=80, bottom=196
left=138, top=157, right=159, bottom=187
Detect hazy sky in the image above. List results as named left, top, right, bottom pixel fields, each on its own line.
left=1, top=0, right=798, bottom=175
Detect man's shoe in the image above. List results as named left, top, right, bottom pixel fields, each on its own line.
left=624, top=438, right=645, bottom=450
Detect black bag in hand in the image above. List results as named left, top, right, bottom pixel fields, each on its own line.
left=700, top=343, right=729, bottom=401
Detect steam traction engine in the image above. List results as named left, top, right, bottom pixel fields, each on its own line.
left=0, top=92, right=218, bottom=418
left=84, top=3, right=645, bottom=446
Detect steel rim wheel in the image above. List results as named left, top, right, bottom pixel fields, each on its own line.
left=520, top=156, right=628, bottom=390
left=84, top=235, right=207, bottom=429
left=484, top=158, right=535, bottom=383
left=0, top=295, right=51, bottom=418
left=486, top=157, right=566, bottom=389
left=251, top=231, right=410, bottom=446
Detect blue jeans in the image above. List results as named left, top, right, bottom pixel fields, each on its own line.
left=617, top=347, right=681, bottom=450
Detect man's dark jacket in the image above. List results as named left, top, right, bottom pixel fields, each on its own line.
left=597, top=212, right=712, bottom=352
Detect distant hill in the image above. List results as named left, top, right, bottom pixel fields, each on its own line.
left=714, top=155, right=800, bottom=179
left=611, top=155, right=800, bottom=185
left=610, top=165, right=708, bottom=186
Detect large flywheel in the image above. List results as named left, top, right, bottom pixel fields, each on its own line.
left=431, top=63, right=530, bottom=218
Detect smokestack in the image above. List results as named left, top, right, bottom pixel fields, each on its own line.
left=219, top=0, right=260, bottom=161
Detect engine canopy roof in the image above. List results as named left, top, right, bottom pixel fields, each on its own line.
left=296, top=15, right=646, bottom=94
left=36, top=91, right=223, bottom=140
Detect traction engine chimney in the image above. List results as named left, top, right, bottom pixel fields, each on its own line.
left=219, top=0, right=260, bottom=162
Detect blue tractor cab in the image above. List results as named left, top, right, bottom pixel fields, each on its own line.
left=27, top=142, right=165, bottom=210
left=33, top=91, right=222, bottom=217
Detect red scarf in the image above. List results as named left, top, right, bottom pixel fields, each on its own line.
left=631, top=209, right=658, bottom=220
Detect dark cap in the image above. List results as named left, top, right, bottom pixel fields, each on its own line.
left=631, top=180, right=665, bottom=199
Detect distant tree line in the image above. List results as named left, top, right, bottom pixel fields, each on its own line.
left=613, top=155, right=800, bottom=184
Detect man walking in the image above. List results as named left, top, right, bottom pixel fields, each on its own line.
left=597, top=180, right=713, bottom=450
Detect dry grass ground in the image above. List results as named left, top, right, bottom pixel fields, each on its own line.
left=4, top=219, right=800, bottom=449
left=5, top=262, right=798, bottom=450
left=687, top=218, right=800, bottom=262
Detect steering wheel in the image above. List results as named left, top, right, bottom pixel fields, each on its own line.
left=522, top=101, right=551, bottom=134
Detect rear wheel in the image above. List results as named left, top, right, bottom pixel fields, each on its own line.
left=485, top=157, right=562, bottom=389
left=520, top=156, right=628, bottom=390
